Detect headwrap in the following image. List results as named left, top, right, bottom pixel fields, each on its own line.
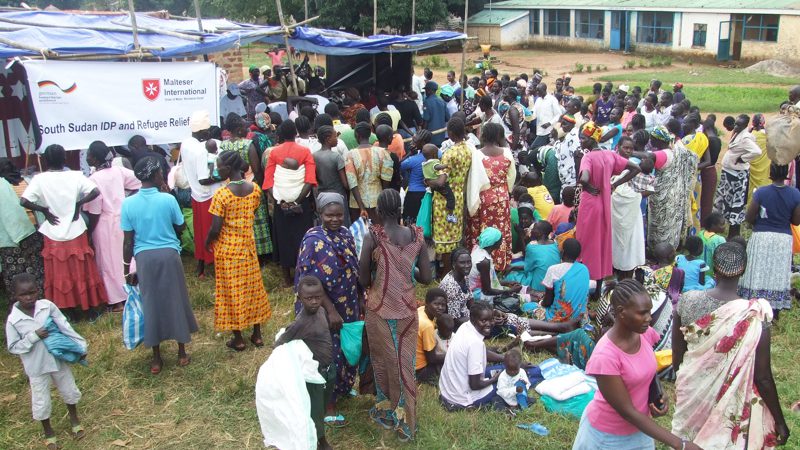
left=255, top=112, right=271, bottom=131
left=581, top=121, right=603, bottom=142
left=478, top=226, right=502, bottom=249
left=561, top=114, right=576, bottom=124
left=133, top=155, right=162, bottom=182
left=255, top=102, right=268, bottom=114
left=633, top=265, right=666, bottom=304
left=517, top=202, right=535, bottom=214
left=674, top=82, right=683, bottom=90
left=440, top=84, right=455, bottom=97
left=650, top=125, right=672, bottom=143
left=713, top=242, right=747, bottom=278
left=316, top=192, right=345, bottom=212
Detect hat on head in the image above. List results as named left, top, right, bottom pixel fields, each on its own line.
left=650, top=125, right=672, bottom=143
left=260, top=64, right=271, bottom=74
left=516, top=79, right=527, bottom=89
left=425, top=81, right=438, bottom=92
left=249, top=65, right=258, bottom=71
left=561, top=114, right=576, bottom=124
left=189, top=110, right=211, bottom=133
left=619, top=84, right=630, bottom=93
left=227, top=83, right=240, bottom=96
left=440, top=84, right=455, bottom=97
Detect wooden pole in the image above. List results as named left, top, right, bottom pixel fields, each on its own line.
left=127, top=0, right=141, bottom=51
left=373, top=0, right=377, bottom=35
left=411, top=0, right=415, bottom=34
left=192, top=0, right=203, bottom=32
left=274, top=0, right=299, bottom=95
left=459, top=0, right=469, bottom=105
left=304, top=0, right=308, bottom=21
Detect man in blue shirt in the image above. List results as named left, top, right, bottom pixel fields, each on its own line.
left=422, top=81, right=450, bottom=146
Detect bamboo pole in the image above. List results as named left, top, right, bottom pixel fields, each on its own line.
left=459, top=0, right=469, bottom=105
left=304, top=0, right=308, bottom=21
left=274, top=0, right=299, bottom=95
left=411, top=0, right=415, bottom=34
left=127, top=0, right=141, bottom=52
left=373, top=0, right=377, bottom=35
left=0, top=35, right=57, bottom=57
left=192, top=0, right=203, bottom=32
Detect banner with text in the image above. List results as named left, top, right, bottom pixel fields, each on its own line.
left=23, top=60, right=220, bottom=151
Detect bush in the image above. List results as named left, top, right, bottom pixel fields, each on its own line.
left=625, top=59, right=636, bottom=69
left=417, top=55, right=451, bottom=69
left=574, top=63, right=584, bottom=73
left=595, top=65, right=601, bottom=72
left=664, top=57, right=672, bottom=66
left=587, top=65, right=592, bottom=73
left=639, top=60, right=647, bottom=68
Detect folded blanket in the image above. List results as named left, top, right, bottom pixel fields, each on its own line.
left=535, top=371, right=591, bottom=401
left=539, top=357, right=581, bottom=379
left=273, top=165, right=306, bottom=203
left=540, top=390, right=595, bottom=419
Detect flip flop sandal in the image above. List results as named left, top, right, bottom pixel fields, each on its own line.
left=178, top=356, right=192, bottom=367
left=324, top=414, right=348, bottom=428
left=44, top=436, right=59, bottom=450
left=71, top=424, right=86, bottom=440
left=150, top=361, right=162, bottom=375
left=250, top=335, right=264, bottom=348
left=226, top=340, right=247, bottom=352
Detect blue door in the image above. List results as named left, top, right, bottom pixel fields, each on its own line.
left=610, top=11, right=622, bottom=50
left=717, top=21, right=731, bottom=61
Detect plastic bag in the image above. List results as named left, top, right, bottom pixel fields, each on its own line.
left=349, top=217, right=369, bottom=259
left=417, top=191, right=433, bottom=238
left=655, top=349, right=672, bottom=371
left=340, top=321, right=365, bottom=366
left=766, top=113, right=800, bottom=165
left=122, top=284, right=145, bottom=350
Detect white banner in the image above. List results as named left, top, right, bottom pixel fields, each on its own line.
left=23, top=60, right=220, bottom=151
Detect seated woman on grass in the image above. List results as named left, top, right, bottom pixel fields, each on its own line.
left=540, top=238, right=591, bottom=323
left=505, top=221, right=560, bottom=302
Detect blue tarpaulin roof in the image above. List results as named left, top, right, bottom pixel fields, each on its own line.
left=0, top=10, right=466, bottom=58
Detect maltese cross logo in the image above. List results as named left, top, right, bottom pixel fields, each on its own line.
left=142, top=79, right=160, bottom=101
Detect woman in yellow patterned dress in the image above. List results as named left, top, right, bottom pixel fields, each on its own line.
left=206, top=151, right=271, bottom=351
left=431, top=117, right=472, bottom=277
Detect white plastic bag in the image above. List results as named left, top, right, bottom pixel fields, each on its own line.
left=122, top=284, right=144, bottom=350
left=766, top=113, right=800, bottom=165
left=255, top=340, right=325, bottom=450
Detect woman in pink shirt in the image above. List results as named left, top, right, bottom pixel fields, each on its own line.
left=572, top=279, right=702, bottom=450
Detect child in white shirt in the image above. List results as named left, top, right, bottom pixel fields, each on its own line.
left=5, top=273, right=87, bottom=448
left=496, top=349, right=531, bottom=409
left=435, top=313, right=454, bottom=355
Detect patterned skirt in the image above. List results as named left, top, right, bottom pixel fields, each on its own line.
left=714, top=168, right=749, bottom=226
left=739, top=231, right=793, bottom=311
left=253, top=192, right=273, bottom=256
left=0, top=233, right=44, bottom=294
left=214, top=252, right=271, bottom=331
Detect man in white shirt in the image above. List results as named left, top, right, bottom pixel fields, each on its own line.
left=180, top=110, right=222, bottom=278
left=439, top=303, right=504, bottom=410
left=531, top=83, right=564, bottom=151
left=411, top=67, right=426, bottom=113
left=219, top=83, right=246, bottom=125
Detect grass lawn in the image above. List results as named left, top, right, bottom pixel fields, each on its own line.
left=575, top=85, right=787, bottom=114
left=1, top=255, right=800, bottom=449
left=597, top=67, right=800, bottom=87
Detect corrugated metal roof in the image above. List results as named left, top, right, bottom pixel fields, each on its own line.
left=490, top=0, right=800, bottom=13
left=468, top=9, right=528, bottom=26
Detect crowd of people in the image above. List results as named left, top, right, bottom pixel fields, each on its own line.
left=3, top=48, right=800, bottom=449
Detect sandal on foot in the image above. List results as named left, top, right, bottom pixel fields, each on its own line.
left=249, top=335, right=264, bottom=348
left=71, top=424, right=85, bottom=440
left=150, top=360, right=162, bottom=375
left=44, top=436, right=60, bottom=450
left=226, top=340, right=246, bottom=352
left=368, top=408, right=393, bottom=430
left=324, top=414, right=348, bottom=428
left=178, top=356, right=191, bottom=367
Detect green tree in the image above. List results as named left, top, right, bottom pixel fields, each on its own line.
left=446, top=0, right=490, bottom=18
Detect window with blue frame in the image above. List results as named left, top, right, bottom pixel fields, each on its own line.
left=544, top=9, right=570, bottom=37
left=636, top=11, right=673, bottom=45
left=530, top=9, right=540, bottom=35
left=692, top=23, right=707, bottom=47
left=576, top=10, right=604, bottom=39
left=737, top=14, right=779, bottom=42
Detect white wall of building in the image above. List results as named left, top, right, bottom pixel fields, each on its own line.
left=501, top=14, right=532, bottom=47
left=676, top=12, right=729, bottom=54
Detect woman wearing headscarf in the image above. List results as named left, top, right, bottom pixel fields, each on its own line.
left=83, top=141, right=141, bottom=312
left=221, top=113, right=273, bottom=263
left=122, top=156, right=198, bottom=374
left=714, top=114, right=762, bottom=238
left=20, top=144, right=108, bottom=313
left=468, top=227, right=522, bottom=302
left=360, top=189, right=431, bottom=442
left=739, top=163, right=800, bottom=315
left=465, top=122, right=516, bottom=272
left=673, top=243, right=789, bottom=448
left=747, top=113, right=771, bottom=203
left=295, top=192, right=361, bottom=426
left=0, top=158, right=43, bottom=296
left=575, top=121, right=640, bottom=286
left=205, top=151, right=271, bottom=352
left=647, top=124, right=699, bottom=251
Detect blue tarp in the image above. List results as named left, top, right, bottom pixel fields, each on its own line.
left=0, top=10, right=466, bottom=58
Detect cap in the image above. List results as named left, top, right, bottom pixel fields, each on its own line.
left=189, top=110, right=211, bottom=132
left=425, top=81, right=438, bottom=92
left=227, top=83, right=240, bottom=95
left=619, top=84, right=630, bottom=93
left=259, top=64, right=271, bottom=74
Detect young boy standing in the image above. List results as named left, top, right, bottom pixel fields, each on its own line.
left=275, top=275, right=333, bottom=450
left=5, top=273, right=86, bottom=450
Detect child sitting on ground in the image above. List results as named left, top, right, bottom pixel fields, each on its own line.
left=435, top=313, right=454, bottom=355
left=496, top=349, right=532, bottom=409
left=699, top=212, right=727, bottom=269
left=422, top=144, right=457, bottom=223
left=676, top=235, right=715, bottom=292
left=274, top=275, right=333, bottom=450
left=5, top=273, right=87, bottom=450
left=548, top=185, right=575, bottom=231
left=521, top=171, right=554, bottom=219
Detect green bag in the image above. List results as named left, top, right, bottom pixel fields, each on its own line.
left=340, top=321, right=365, bottom=366
left=417, top=191, right=433, bottom=238
left=180, top=207, right=195, bottom=254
